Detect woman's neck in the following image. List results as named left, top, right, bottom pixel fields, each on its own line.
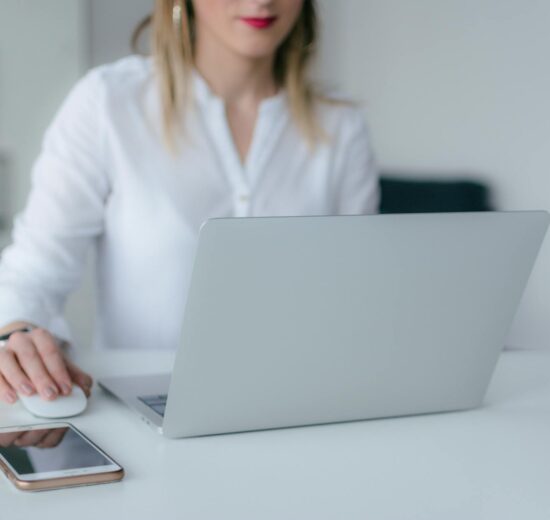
left=194, top=31, right=277, bottom=107
left=193, top=28, right=279, bottom=164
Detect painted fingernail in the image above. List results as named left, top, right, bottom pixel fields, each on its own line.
left=5, top=391, right=17, bottom=404
left=45, top=386, right=57, bottom=399
left=61, top=383, right=72, bottom=395
left=20, top=383, right=34, bottom=395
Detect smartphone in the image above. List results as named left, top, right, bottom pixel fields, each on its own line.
left=0, top=422, right=124, bottom=491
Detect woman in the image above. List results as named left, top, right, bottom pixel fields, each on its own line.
left=0, top=0, right=379, bottom=405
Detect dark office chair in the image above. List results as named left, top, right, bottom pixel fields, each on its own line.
left=379, top=175, right=492, bottom=214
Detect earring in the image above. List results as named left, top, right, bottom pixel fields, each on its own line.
left=172, top=0, right=183, bottom=32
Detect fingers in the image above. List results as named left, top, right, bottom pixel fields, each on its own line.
left=31, top=328, right=72, bottom=396
left=66, top=360, right=93, bottom=397
left=0, top=371, right=18, bottom=404
left=7, top=331, right=59, bottom=400
left=0, top=328, right=92, bottom=402
left=0, top=346, right=36, bottom=397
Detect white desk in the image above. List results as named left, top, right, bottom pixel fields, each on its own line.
left=1, top=349, right=550, bottom=519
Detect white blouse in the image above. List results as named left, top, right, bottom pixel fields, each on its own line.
left=0, top=56, right=379, bottom=351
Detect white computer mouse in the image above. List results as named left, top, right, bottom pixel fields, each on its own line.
left=18, top=385, right=88, bottom=418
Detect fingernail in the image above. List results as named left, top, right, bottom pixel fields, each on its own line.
left=5, top=391, right=17, bottom=404
left=20, top=383, right=34, bottom=396
left=61, top=383, right=72, bottom=395
left=45, top=386, right=57, bottom=399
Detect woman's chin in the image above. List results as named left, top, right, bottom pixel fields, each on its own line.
left=232, top=43, right=281, bottom=61
left=227, top=30, right=285, bottom=60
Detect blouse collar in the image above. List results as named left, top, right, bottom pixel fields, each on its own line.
left=191, top=70, right=286, bottom=115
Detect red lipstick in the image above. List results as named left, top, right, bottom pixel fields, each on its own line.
left=240, top=16, right=277, bottom=29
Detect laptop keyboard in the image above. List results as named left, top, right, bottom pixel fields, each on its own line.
left=138, top=394, right=168, bottom=417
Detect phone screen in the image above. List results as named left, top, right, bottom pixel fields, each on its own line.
left=0, top=425, right=113, bottom=476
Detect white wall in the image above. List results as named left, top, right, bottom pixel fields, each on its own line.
left=0, top=0, right=87, bottom=214
left=318, top=0, right=550, bottom=349
left=88, top=0, right=153, bottom=67
left=0, top=0, right=153, bottom=216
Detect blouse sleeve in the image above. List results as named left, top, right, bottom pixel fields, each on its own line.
left=333, top=108, right=380, bottom=215
left=0, top=69, right=110, bottom=340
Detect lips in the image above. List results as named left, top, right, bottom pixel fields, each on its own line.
left=240, top=16, right=277, bottom=29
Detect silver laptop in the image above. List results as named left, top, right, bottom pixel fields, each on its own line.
left=99, top=211, right=549, bottom=438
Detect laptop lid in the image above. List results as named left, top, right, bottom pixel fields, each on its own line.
left=163, top=211, right=549, bottom=437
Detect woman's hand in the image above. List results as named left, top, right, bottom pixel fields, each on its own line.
left=0, top=328, right=92, bottom=404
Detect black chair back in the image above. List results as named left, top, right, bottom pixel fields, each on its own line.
left=380, top=175, right=492, bottom=214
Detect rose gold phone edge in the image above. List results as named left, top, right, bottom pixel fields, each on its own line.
left=0, top=422, right=124, bottom=491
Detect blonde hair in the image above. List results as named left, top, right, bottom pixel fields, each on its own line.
left=133, top=0, right=323, bottom=149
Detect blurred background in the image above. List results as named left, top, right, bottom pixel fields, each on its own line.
left=0, top=0, right=548, bottom=350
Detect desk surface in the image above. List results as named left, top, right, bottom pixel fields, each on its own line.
left=1, top=349, right=550, bottom=520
